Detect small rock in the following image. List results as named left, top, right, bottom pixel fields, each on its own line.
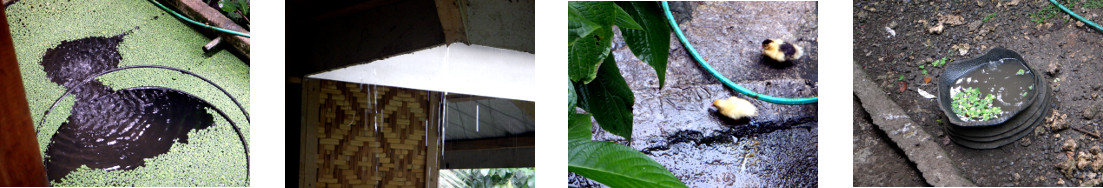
left=1020, top=137, right=1032, bottom=146
left=939, top=14, right=965, bottom=26
left=1013, top=173, right=1021, bottom=181
left=1058, top=178, right=1067, bottom=185
left=968, top=20, right=983, bottom=32
left=1078, top=152, right=1091, bottom=169
left=953, top=43, right=970, bottom=56
left=1083, top=178, right=1103, bottom=187
left=1085, top=105, right=1100, bottom=120
left=885, top=27, right=896, bottom=38
left=928, top=23, right=945, bottom=34
left=1048, top=109, right=1069, bottom=131
left=1092, top=157, right=1103, bottom=171
left=1077, top=21, right=1085, bottom=27
left=1058, top=159, right=1077, bottom=178
left=1005, top=0, right=1021, bottom=6
left=1035, top=125, right=1048, bottom=136
left=1064, top=139, right=1079, bottom=152
left=1047, top=61, right=1060, bottom=76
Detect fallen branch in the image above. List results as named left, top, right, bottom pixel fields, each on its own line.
left=1071, top=126, right=1101, bottom=139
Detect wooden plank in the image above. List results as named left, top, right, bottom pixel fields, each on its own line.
left=301, top=78, right=321, bottom=188
left=425, top=91, right=440, bottom=188
left=0, top=7, right=49, bottom=185
left=163, top=0, right=250, bottom=59
left=444, top=133, right=536, bottom=152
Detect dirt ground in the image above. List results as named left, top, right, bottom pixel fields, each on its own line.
left=569, top=1, right=818, bottom=187
left=854, top=0, right=1103, bottom=186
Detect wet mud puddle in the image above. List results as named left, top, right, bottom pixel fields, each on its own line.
left=40, top=30, right=217, bottom=182
left=949, top=58, right=1035, bottom=121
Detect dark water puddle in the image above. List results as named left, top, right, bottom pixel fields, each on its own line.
left=40, top=30, right=216, bottom=182
left=950, top=58, right=1035, bottom=121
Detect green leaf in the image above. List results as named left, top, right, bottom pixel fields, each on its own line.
left=568, top=80, right=578, bottom=113
left=617, top=2, right=671, bottom=88
left=568, top=5, right=601, bottom=46
left=612, top=5, right=643, bottom=30
left=568, top=113, right=593, bottom=141
left=568, top=139, right=687, bottom=188
left=585, top=56, right=635, bottom=140
left=568, top=2, right=617, bottom=84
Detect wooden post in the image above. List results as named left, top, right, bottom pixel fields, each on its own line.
left=425, top=91, right=440, bottom=188
left=0, top=7, right=49, bottom=186
left=300, top=78, right=320, bottom=188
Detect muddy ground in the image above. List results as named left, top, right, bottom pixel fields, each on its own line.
left=854, top=0, right=1103, bottom=186
left=569, top=1, right=818, bottom=187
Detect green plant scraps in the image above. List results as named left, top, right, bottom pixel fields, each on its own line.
left=931, top=56, right=950, bottom=67
left=951, top=87, right=1003, bottom=121
left=982, top=12, right=998, bottom=23
left=1016, top=69, right=1026, bottom=75
left=1031, top=4, right=1061, bottom=24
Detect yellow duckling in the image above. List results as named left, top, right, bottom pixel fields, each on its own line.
left=761, top=39, right=803, bottom=62
left=713, top=97, right=758, bottom=120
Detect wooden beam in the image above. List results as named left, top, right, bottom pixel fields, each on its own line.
left=432, top=0, right=466, bottom=44
left=163, top=0, right=251, bottom=59
left=309, top=0, right=399, bottom=22
left=300, top=79, right=320, bottom=188
left=444, top=133, right=535, bottom=152
left=0, top=8, right=49, bottom=186
left=444, top=93, right=494, bottom=102
left=425, top=91, right=441, bottom=188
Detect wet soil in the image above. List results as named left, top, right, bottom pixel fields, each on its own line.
left=40, top=34, right=216, bottom=182
left=570, top=1, right=818, bottom=187
left=854, top=0, right=1103, bottom=186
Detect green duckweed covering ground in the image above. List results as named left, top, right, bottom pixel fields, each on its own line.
left=6, top=0, right=249, bottom=186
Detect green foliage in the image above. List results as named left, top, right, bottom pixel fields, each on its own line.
left=1087, top=0, right=1103, bottom=8
left=616, top=2, right=671, bottom=88
left=982, top=12, right=997, bottom=23
left=951, top=87, right=1003, bottom=121
left=567, top=1, right=681, bottom=187
left=899, top=74, right=905, bottom=81
left=219, top=0, right=250, bottom=27
left=1030, top=5, right=1061, bottom=24
left=439, top=168, right=535, bottom=188
left=567, top=114, right=687, bottom=188
left=580, top=55, right=635, bottom=139
left=568, top=2, right=617, bottom=84
left=568, top=80, right=578, bottom=113
left=1016, top=69, right=1026, bottom=75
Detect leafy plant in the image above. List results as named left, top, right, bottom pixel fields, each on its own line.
left=440, top=168, right=534, bottom=188
left=951, top=87, right=1002, bottom=121
left=218, top=0, right=249, bottom=28
left=567, top=1, right=686, bottom=187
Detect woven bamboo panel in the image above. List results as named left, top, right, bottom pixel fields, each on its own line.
left=315, top=80, right=431, bottom=188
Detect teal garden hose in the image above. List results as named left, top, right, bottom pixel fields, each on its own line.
left=1050, top=0, right=1103, bottom=33
left=660, top=1, right=817, bottom=105
left=148, top=0, right=251, bottom=38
